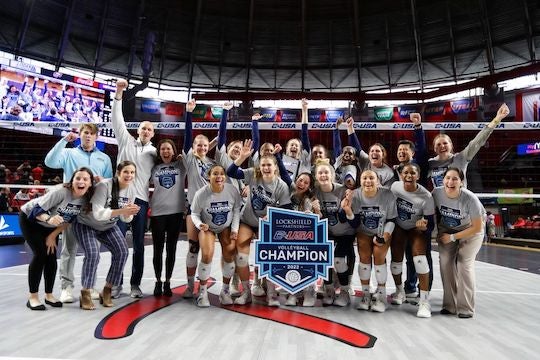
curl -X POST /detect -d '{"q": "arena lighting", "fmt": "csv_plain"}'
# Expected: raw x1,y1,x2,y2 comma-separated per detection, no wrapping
193,62,540,102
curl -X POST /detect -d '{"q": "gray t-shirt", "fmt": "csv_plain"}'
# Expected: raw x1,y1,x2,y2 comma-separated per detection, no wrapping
390,181,435,230
190,183,242,233
182,148,216,205
78,178,136,231
428,126,494,188
150,160,187,216
21,186,87,228
351,187,398,236
215,146,245,194
314,183,356,237
432,187,485,234
281,151,311,181
241,168,292,228
358,152,395,189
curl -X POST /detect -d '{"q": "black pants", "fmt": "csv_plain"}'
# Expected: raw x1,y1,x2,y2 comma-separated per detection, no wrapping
19,212,57,293
151,213,183,280
325,234,355,286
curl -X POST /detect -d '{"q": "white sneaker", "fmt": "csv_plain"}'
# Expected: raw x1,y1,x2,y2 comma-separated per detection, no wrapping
285,294,297,306
230,276,241,297
348,287,356,296
417,300,432,318
370,294,386,313
251,283,266,297
130,285,143,298
60,287,74,303
334,291,351,307
233,290,252,305
183,285,194,299
219,289,234,305
111,285,123,299
90,288,100,300
302,288,316,307
322,285,335,305
391,289,406,305
406,291,419,305
196,291,210,308
267,294,280,307
356,292,371,311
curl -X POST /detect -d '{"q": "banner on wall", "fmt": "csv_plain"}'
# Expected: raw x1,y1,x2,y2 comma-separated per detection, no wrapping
374,107,394,121
450,99,473,114
258,108,300,122
308,109,346,122
497,188,534,204
423,102,445,116
521,92,540,122
140,100,161,113
398,105,418,119
165,103,184,116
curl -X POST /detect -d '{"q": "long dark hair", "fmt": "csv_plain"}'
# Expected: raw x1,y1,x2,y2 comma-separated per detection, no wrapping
111,160,136,209
64,167,94,212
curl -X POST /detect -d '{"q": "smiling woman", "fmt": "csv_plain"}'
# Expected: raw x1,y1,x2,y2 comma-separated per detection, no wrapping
18,167,94,310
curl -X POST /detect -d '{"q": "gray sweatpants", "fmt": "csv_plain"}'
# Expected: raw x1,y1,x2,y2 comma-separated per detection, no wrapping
438,232,484,316
59,226,78,289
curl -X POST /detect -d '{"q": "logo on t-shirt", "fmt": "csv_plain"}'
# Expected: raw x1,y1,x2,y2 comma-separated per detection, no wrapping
322,200,339,226
251,185,274,211
440,205,462,228
156,166,179,189
360,206,384,230
57,203,82,223
396,197,415,221
207,201,232,226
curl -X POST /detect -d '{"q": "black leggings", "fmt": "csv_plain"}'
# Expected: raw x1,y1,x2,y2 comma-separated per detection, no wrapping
19,212,57,293
151,213,183,280
325,234,356,286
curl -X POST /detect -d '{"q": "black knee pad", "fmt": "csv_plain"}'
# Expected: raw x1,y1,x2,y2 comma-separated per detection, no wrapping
188,240,200,254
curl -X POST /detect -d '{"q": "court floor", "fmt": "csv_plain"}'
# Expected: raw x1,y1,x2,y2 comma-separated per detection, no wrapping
0,238,539,360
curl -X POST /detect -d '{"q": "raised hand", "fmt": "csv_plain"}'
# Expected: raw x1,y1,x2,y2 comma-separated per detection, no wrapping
186,99,196,112
272,143,283,154
223,102,234,111
410,113,421,126
251,113,263,121
64,132,78,142
116,79,128,93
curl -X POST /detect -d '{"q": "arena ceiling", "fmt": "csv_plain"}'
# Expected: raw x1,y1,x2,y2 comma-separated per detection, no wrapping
1,0,540,97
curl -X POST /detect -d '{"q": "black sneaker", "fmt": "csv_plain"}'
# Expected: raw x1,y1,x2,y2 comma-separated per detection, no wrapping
163,281,172,297
154,281,163,296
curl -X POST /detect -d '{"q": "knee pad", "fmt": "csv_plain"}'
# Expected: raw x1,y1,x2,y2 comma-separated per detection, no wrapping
235,252,249,268
186,251,198,268
358,262,372,281
334,257,348,273
390,261,403,275
198,262,212,281
188,240,200,254
222,261,236,279
413,255,430,275
374,264,387,285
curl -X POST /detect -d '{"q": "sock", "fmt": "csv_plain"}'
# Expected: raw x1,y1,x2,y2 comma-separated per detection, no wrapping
377,285,386,297
241,280,250,293
222,283,230,292
396,284,404,292
420,290,429,301
188,276,195,288
200,284,207,293
362,284,370,293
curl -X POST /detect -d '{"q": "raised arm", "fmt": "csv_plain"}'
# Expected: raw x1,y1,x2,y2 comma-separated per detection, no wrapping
272,144,292,187
333,116,344,158
44,132,77,170
217,102,233,149
183,99,196,154
111,79,131,147
251,113,263,154
226,139,253,179
346,117,363,154
461,103,509,161
300,98,311,154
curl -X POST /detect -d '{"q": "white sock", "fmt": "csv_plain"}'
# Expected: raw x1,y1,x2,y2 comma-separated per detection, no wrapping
420,290,429,301
241,280,250,293
362,285,370,293
396,284,404,292
200,284,207,293
222,283,230,292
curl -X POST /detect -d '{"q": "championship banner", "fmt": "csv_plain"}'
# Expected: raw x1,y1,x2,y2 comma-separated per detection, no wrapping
398,105,418,119
521,92,540,122
450,99,473,114
255,208,333,294
140,100,161,113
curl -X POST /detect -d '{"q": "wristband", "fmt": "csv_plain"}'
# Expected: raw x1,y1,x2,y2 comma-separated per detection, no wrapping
449,234,456,242
114,97,122,101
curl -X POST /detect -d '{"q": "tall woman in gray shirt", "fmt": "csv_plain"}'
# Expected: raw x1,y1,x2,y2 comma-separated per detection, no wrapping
150,139,186,297
432,167,485,318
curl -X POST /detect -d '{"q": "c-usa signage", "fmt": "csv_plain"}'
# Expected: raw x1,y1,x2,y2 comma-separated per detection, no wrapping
255,208,333,294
